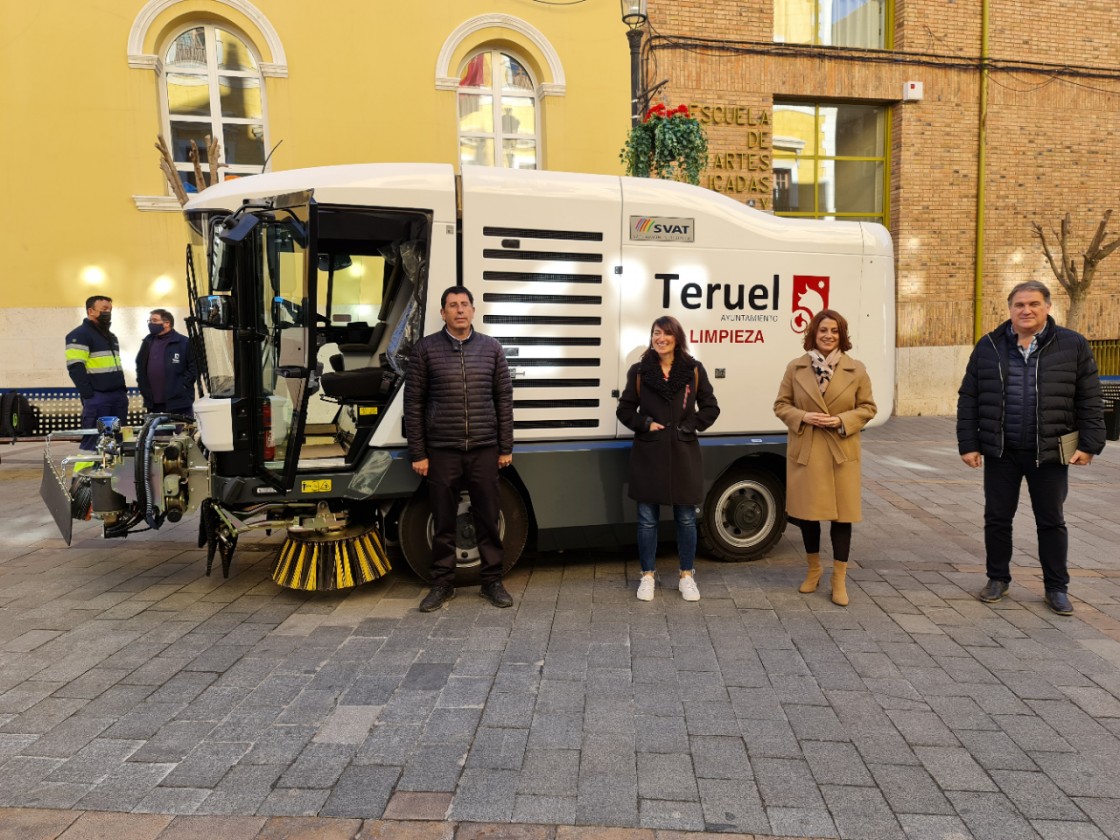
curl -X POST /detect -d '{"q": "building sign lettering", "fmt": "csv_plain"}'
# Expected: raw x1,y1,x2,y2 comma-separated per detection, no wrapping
691,102,775,209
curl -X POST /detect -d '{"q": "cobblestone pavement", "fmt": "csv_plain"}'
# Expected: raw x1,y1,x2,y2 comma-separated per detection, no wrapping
1,416,1119,840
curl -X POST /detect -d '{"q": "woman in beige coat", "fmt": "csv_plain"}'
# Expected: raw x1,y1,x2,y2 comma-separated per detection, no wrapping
774,309,877,605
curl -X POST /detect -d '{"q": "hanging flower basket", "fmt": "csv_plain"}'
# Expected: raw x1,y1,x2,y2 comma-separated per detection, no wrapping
620,103,709,186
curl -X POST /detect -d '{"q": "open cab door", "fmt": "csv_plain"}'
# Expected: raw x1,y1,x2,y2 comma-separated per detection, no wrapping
197,191,318,492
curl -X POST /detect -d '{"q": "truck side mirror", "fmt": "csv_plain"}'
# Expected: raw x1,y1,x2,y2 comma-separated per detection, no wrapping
197,295,234,329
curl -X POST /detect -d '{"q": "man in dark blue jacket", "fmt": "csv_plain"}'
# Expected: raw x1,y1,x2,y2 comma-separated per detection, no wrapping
957,280,1106,615
66,295,128,451
136,309,197,417
405,286,514,613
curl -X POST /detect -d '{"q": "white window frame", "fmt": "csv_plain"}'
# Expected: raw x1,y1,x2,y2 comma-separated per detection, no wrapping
457,49,541,170
160,22,270,194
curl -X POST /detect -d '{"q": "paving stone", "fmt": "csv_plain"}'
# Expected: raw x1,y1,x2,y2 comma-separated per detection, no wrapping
255,814,361,837
868,763,955,816
896,813,976,840
696,777,769,834
278,743,355,789
948,790,1043,840
576,773,639,827
449,768,519,823
256,787,332,818
74,760,175,811
752,757,825,809
320,764,400,818
512,794,577,825
915,745,998,792
765,805,839,838
1031,753,1120,798
990,769,1087,820
396,744,467,792
636,752,698,802
46,811,172,839
1028,821,1109,840
162,741,250,788
802,740,874,786
638,798,705,830
463,726,529,771
994,714,1074,753
822,783,906,840
688,735,752,781
146,815,269,840
738,717,802,759
953,730,1037,772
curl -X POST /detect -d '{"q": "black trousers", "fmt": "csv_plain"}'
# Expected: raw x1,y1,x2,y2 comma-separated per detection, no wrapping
427,446,504,586
794,519,852,562
983,449,1069,592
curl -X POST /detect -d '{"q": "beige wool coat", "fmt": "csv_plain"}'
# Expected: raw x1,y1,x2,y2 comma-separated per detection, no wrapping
773,353,877,523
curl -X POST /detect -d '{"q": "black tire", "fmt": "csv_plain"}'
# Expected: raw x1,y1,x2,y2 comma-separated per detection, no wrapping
399,475,529,585
700,465,786,561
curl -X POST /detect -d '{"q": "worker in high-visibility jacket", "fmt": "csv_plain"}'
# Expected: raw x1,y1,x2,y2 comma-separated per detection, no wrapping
65,296,127,451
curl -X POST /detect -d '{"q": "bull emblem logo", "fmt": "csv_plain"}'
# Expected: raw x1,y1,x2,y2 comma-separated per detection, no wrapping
791,275,829,334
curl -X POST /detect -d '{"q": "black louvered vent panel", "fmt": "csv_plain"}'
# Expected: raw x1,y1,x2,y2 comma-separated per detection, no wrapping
498,337,601,347
512,379,600,388
483,271,602,284
483,315,601,325
508,358,600,367
514,419,600,429
483,293,602,305
483,226,604,242
483,249,603,263
513,399,600,409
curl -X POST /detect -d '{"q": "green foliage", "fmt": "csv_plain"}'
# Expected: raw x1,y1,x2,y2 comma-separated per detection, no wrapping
620,103,709,186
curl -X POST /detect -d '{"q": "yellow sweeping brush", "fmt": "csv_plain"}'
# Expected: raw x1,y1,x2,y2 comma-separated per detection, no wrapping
271,524,390,591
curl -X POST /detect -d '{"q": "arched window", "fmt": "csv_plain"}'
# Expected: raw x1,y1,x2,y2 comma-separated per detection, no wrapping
457,50,538,170
162,24,268,193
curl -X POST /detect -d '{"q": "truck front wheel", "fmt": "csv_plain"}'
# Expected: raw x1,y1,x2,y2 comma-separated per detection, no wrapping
399,476,529,585
701,466,785,561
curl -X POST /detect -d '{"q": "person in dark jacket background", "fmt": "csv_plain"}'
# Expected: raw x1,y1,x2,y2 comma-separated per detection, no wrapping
405,285,514,613
66,295,128,451
617,316,720,602
957,280,1106,616
137,309,196,417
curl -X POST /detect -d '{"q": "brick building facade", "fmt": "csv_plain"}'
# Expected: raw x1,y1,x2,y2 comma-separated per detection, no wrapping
643,0,1120,414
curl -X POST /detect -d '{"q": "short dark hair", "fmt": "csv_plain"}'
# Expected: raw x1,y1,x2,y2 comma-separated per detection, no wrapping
150,308,175,328
802,309,852,353
642,315,692,362
1007,280,1051,305
85,295,112,312
440,286,474,308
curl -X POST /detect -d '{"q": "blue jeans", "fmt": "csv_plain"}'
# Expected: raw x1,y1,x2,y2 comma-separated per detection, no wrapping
637,502,697,573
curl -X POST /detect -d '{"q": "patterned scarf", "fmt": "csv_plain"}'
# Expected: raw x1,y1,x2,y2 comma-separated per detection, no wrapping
808,349,841,394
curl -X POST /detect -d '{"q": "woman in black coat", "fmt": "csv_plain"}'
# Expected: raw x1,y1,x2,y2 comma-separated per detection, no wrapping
617,316,720,602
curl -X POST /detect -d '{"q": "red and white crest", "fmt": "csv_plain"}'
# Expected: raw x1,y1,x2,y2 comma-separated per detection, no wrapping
791,275,829,334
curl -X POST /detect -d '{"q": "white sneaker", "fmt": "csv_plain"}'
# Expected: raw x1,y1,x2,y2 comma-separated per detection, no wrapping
678,573,700,601
637,574,656,601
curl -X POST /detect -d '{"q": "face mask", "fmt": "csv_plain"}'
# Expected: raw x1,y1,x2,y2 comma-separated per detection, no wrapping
148,323,165,336
97,312,112,328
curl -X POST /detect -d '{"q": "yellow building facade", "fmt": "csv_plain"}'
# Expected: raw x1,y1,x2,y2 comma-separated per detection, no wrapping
0,0,630,388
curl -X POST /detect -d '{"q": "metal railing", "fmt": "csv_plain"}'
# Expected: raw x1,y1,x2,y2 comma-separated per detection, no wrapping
1090,339,1120,376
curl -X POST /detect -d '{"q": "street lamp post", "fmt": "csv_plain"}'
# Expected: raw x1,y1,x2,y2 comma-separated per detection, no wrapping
620,0,648,126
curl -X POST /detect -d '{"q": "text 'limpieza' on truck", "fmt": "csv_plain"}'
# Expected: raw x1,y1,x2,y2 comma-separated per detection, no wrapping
41,163,895,591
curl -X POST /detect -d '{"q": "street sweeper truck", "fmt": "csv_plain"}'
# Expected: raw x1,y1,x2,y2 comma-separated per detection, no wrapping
41,163,895,590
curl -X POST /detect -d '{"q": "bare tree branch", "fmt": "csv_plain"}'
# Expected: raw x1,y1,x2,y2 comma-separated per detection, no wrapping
155,135,189,206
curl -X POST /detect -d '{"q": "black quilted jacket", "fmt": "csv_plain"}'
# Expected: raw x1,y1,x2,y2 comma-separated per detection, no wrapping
956,316,1106,463
404,328,513,460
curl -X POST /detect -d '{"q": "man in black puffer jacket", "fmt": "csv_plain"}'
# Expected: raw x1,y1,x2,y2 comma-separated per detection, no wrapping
957,280,1106,616
405,285,514,612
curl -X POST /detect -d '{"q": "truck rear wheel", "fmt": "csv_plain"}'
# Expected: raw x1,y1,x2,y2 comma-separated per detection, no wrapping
701,465,785,561
399,475,529,585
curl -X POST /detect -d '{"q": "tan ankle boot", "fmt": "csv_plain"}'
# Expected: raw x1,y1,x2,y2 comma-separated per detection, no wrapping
799,553,822,593
831,561,849,606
